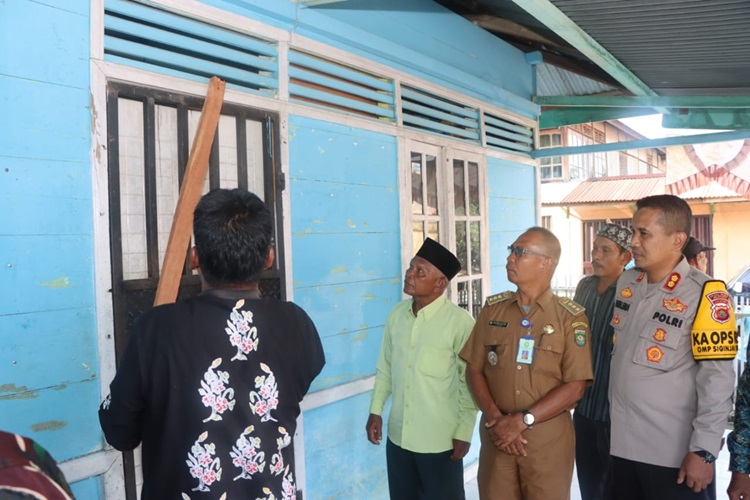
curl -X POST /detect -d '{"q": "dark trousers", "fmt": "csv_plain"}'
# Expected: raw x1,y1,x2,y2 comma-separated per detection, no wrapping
386,439,465,500
574,412,613,500
612,456,711,500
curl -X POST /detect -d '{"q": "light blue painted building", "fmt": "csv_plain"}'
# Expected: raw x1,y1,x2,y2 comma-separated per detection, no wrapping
0,0,539,497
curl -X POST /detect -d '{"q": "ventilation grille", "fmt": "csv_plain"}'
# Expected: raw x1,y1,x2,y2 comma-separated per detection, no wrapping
104,0,278,96
400,85,481,144
288,50,396,122
483,112,534,156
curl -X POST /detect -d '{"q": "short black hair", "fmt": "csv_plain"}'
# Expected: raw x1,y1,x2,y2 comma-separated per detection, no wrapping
635,194,692,236
193,189,272,286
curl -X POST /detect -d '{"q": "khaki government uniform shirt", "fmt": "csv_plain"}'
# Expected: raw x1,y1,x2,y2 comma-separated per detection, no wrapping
460,288,593,498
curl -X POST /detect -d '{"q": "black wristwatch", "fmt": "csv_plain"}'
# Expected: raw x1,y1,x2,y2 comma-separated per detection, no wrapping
693,449,717,464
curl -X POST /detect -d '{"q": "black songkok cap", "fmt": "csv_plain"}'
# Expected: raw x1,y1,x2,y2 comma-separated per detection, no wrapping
683,236,715,261
415,237,462,280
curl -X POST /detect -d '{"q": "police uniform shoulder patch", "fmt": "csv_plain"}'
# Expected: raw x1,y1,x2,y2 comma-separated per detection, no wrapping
691,280,738,361
486,291,512,306
558,297,585,316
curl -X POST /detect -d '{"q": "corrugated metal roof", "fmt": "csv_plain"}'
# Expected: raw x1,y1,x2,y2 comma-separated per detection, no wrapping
545,174,665,206
547,0,750,96
440,0,750,97
536,63,617,97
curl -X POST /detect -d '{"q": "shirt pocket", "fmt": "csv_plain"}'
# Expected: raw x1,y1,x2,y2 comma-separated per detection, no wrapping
630,320,683,372
483,342,508,370
533,331,565,379
418,345,454,379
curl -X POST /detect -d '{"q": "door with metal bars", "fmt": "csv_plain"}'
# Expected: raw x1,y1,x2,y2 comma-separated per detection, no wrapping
105,82,284,498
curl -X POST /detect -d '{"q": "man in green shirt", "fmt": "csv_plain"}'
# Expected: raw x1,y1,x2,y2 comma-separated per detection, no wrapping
366,238,478,500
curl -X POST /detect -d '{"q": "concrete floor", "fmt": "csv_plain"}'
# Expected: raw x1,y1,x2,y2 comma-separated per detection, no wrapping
465,430,734,500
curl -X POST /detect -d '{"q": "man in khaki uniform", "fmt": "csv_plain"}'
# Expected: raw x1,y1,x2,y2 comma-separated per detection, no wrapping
460,227,593,500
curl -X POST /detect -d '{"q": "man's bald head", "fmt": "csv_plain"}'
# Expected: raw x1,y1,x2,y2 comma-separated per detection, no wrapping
523,227,561,266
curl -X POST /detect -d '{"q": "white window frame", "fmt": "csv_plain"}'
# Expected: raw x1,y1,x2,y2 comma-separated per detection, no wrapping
400,139,490,315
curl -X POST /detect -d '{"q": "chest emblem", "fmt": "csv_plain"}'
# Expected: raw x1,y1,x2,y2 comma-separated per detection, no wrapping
663,298,688,313
646,345,664,363
706,291,732,323
620,287,633,298
653,328,667,342
613,314,621,325
663,272,681,291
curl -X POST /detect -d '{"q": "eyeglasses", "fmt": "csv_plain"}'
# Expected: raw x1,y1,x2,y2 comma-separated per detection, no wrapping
508,245,550,259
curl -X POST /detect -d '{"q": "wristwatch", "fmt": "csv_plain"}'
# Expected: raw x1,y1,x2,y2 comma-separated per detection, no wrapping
522,410,535,429
693,449,717,464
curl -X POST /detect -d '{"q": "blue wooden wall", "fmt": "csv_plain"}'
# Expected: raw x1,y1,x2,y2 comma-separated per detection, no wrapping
288,115,401,496
0,1,537,497
0,0,102,496
201,0,536,118
488,158,538,293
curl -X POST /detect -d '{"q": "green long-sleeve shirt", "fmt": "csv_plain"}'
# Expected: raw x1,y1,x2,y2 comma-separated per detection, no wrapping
370,296,478,453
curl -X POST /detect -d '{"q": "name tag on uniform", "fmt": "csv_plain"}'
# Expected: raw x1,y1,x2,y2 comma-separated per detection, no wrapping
516,336,534,364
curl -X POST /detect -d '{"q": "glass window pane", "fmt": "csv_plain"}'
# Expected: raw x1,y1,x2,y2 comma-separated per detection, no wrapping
468,161,479,215
540,135,550,148
426,154,438,215
471,279,483,318
552,133,562,146
457,280,469,313
453,159,465,216
155,104,179,276
455,221,467,276
470,221,481,273
411,152,424,215
218,115,239,188
118,98,148,280
427,222,439,243
246,120,265,200
413,221,424,255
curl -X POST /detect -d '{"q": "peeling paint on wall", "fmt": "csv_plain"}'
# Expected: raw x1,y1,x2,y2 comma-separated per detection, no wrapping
352,331,368,342
0,390,39,401
39,276,70,288
0,384,28,394
30,420,67,432
331,266,347,274
346,219,356,229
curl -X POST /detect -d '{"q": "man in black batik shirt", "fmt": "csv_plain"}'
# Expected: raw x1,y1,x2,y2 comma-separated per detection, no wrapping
99,189,325,499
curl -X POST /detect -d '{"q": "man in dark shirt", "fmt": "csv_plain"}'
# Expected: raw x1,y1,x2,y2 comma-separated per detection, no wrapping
573,223,632,500
99,188,325,499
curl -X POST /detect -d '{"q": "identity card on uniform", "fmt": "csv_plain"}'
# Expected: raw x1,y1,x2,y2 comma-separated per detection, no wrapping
516,336,534,364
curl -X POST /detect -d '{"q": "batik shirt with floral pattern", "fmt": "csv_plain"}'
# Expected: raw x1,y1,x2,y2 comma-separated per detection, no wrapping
99,289,325,499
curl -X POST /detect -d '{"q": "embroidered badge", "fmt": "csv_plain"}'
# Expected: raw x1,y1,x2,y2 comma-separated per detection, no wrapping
663,272,681,291
486,291,512,305
706,290,732,324
635,272,645,283
646,345,664,363
572,321,588,328
543,324,555,334
574,329,586,346
613,314,621,325
615,299,631,311
620,287,633,298
663,298,688,313
489,321,508,327
653,328,667,342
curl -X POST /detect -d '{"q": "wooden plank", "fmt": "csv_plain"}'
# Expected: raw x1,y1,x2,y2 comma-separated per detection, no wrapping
153,77,226,306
